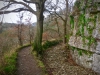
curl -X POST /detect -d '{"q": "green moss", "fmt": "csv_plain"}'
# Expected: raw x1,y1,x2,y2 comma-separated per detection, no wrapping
69,46,94,56
37,60,45,68
70,1,97,49
16,43,31,51
78,50,83,56
42,40,62,50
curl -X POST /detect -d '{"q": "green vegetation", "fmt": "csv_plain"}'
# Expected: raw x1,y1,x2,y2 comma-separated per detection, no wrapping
2,52,17,75
33,39,62,56
0,50,17,75
16,43,31,52
69,46,94,56
69,0,98,55
32,50,47,75
0,0,100,74
32,40,62,75
42,40,62,50
0,44,31,75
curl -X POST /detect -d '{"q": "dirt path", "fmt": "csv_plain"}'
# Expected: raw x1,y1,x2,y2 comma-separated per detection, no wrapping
17,47,43,75
43,43,98,75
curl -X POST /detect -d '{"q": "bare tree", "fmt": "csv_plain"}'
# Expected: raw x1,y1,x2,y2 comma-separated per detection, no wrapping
0,22,3,33
0,0,46,55
45,0,74,45
16,12,25,46
0,13,4,33
25,13,34,44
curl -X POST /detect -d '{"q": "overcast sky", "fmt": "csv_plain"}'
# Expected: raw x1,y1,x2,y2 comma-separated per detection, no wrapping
0,1,36,23
0,0,76,23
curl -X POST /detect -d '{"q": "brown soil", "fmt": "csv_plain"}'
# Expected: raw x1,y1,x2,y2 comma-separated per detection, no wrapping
43,43,99,75
16,47,43,75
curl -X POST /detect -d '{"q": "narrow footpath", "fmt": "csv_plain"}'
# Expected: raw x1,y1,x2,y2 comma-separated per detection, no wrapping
16,47,43,75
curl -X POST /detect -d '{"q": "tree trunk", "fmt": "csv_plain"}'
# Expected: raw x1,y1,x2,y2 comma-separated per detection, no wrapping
64,0,69,46
18,24,23,46
33,2,44,55
63,21,67,44
55,18,61,37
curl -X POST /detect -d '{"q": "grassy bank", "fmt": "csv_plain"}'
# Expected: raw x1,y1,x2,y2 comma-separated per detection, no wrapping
0,49,17,75
0,44,31,75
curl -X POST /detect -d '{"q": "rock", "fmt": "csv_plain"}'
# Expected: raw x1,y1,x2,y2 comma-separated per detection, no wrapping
96,42,100,54
92,54,100,74
71,50,93,69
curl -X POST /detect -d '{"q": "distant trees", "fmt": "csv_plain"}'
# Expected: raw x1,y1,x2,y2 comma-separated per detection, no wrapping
16,12,24,46
25,13,34,44
0,26,18,66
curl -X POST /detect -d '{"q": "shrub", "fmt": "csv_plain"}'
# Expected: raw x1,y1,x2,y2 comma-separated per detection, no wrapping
42,40,62,50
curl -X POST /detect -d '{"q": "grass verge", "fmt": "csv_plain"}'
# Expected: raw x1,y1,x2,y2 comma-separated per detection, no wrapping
32,50,48,75
0,50,17,75
32,39,62,75
0,43,31,75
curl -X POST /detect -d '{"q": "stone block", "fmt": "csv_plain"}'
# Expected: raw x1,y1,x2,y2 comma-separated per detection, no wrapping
92,29,98,38
70,50,93,69
79,54,93,69
70,50,80,65
69,36,96,52
92,54,100,74
93,29,100,41
96,42,100,54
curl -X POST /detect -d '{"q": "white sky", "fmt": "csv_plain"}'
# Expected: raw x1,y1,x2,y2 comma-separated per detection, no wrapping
0,13,37,23
0,1,37,23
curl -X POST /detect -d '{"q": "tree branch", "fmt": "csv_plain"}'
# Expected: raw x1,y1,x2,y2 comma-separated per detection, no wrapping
54,12,65,21
0,8,30,14
0,0,37,15
12,1,37,15
0,3,14,10
23,0,38,4
45,8,65,21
